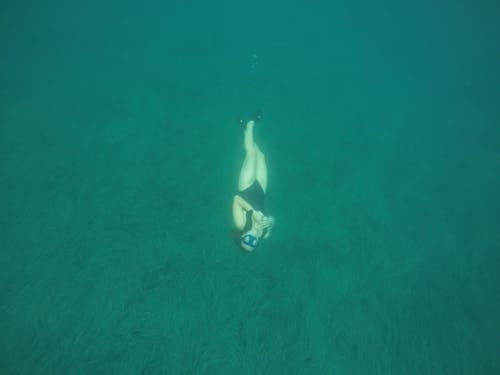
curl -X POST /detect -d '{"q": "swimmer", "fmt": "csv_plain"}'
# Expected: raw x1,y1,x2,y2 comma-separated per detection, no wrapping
232,111,275,252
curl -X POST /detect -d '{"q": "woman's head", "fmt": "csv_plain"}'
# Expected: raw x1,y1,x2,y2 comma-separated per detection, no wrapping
239,230,259,252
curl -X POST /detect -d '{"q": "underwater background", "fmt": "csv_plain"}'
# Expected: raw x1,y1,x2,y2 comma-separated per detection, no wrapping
1,0,499,373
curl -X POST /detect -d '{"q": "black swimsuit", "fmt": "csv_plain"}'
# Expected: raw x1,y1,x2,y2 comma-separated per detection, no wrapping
236,180,267,234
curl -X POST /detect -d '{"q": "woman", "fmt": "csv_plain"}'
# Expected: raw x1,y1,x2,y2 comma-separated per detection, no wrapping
232,114,275,252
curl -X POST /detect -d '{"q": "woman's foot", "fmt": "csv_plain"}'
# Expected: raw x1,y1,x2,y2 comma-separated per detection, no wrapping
240,119,255,132
239,110,262,131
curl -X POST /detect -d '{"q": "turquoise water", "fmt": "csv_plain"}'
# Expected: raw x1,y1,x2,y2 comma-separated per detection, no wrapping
1,0,499,373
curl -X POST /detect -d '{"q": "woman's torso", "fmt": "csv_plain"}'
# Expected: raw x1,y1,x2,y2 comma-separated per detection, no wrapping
236,180,267,235
236,180,266,214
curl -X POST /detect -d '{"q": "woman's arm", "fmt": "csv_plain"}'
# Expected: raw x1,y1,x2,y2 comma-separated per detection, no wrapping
234,195,253,211
232,195,252,230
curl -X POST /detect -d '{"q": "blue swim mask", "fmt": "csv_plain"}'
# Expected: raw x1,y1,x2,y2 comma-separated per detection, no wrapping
241,232,259,251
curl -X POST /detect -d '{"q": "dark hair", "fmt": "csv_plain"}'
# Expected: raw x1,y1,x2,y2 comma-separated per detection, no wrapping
231,228,244,247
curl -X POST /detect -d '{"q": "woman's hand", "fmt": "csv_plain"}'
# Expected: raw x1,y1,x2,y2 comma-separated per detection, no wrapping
261,216,274,238
252,210,265,223
253,211,274,238
260,216,274,228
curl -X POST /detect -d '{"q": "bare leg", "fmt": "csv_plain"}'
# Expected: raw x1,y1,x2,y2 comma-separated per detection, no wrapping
238,121,257,191
255,144,268,192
